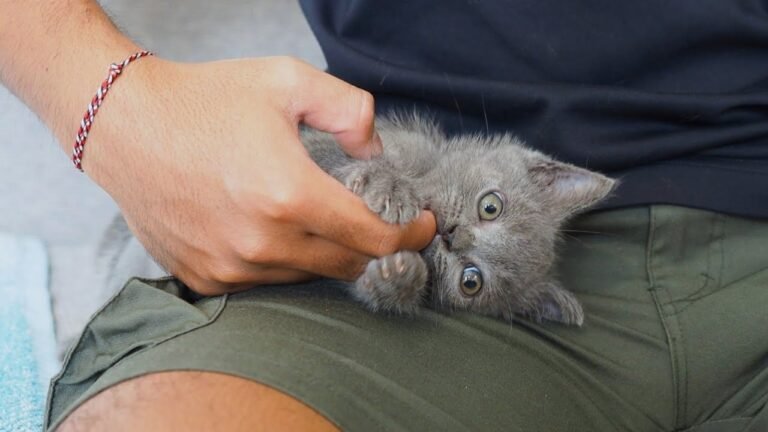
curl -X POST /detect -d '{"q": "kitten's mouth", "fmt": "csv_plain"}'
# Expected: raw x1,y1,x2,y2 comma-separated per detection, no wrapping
432,234,447,247
422,234,447,259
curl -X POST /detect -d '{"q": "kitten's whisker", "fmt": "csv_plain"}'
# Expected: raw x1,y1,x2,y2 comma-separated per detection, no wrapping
481,92,489,135
561,229,612,235
562,234,588,246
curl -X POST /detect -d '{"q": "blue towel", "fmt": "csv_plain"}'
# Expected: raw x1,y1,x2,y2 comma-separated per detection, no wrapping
0,234,59,432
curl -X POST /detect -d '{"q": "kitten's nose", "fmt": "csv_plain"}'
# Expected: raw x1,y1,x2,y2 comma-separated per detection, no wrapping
443,226,474,252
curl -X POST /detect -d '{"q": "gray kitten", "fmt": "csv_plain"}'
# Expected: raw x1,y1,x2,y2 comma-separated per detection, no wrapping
303,116,615,326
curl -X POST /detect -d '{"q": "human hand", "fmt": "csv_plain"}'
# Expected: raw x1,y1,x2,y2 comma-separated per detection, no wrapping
82,56,436,295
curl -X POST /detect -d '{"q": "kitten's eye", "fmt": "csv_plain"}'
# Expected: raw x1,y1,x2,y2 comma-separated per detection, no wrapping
478,192,504,220
460,265,483,296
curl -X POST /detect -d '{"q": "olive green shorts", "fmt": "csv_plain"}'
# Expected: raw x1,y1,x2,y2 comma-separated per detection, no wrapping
46,206,768,431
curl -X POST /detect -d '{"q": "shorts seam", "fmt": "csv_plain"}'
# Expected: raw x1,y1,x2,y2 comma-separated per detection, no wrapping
646,205,684,430
678,416,754,432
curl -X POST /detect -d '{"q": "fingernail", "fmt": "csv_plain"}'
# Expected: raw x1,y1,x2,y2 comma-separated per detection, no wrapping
368,132,383,158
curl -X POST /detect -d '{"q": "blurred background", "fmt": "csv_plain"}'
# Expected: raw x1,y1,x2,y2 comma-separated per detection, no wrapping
0,0,325,352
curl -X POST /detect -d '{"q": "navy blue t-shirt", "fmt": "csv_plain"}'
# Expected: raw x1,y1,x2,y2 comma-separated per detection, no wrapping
300,0,768,218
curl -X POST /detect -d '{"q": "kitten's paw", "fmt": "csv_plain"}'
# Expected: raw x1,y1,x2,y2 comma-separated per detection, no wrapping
353,251,428,314
343,164,421,224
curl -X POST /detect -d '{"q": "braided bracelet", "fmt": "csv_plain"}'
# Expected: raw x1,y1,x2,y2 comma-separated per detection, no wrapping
72,50,154,171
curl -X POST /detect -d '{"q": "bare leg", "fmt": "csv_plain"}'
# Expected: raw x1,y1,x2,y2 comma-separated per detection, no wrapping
57,371,339,432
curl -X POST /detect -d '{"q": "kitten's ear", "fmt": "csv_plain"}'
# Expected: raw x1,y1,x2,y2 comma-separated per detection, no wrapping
527,156,616,216
534,283,584,326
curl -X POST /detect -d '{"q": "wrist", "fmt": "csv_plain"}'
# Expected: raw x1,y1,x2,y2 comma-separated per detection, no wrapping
72,50,158,171
74,55,174,181
44,39,149,149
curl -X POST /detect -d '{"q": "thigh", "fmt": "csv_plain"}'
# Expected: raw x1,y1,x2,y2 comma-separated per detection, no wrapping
57,371,338,432
48,282,668,432
50,206,764,432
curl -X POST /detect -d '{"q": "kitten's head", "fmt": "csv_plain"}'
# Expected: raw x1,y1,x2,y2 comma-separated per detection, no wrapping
421,134,615,323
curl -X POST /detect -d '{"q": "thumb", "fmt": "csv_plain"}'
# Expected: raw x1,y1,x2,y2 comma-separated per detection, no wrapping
288,62,383,159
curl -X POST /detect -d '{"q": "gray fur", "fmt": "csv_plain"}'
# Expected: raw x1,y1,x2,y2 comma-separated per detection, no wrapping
304,115,616,326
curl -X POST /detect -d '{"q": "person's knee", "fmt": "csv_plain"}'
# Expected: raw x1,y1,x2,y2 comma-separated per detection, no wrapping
56,371,339,432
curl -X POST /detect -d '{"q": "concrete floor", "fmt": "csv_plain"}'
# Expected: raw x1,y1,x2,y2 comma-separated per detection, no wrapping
0,0,325,351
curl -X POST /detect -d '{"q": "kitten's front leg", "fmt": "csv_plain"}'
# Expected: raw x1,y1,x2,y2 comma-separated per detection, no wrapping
337,158,428,313
351,251,428,314
336,160,422,225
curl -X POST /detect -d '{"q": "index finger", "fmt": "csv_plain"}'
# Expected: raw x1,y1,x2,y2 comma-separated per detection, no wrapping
287,61,383,160
299,163,437,257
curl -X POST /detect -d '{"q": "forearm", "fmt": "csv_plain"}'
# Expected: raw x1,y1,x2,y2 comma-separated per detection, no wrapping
0,0,141,148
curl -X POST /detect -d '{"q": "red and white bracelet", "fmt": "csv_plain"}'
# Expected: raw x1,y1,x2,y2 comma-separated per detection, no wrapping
72,50,154,171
